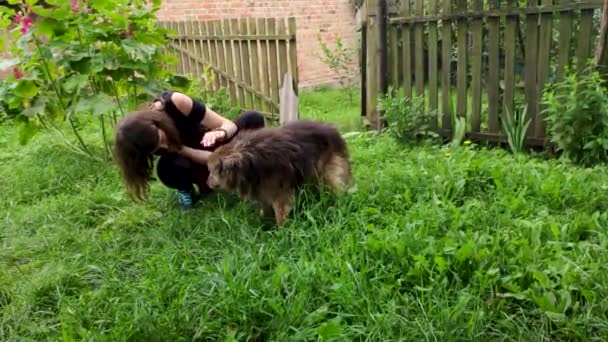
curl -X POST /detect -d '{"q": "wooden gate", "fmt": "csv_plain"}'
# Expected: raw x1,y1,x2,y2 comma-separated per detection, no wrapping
159,17,299,119
362,0,604,147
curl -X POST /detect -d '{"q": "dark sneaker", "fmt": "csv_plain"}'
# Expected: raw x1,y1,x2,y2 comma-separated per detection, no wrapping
176,189,199,210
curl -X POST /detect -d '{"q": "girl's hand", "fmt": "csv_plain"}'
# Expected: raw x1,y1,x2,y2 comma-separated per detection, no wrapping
201,129,227,148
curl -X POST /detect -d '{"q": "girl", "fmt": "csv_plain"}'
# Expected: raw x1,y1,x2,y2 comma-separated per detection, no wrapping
113,91,265,209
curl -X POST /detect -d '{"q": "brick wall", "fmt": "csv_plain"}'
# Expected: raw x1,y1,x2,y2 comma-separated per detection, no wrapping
157,0,360,89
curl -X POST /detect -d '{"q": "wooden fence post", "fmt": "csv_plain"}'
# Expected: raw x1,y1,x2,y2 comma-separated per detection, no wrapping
596,0,608,75
365,0,388,131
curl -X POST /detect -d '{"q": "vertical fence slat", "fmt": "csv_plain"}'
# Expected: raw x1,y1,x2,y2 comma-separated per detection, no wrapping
525,0,539,138
277,18,289,96
178,22,191,75
536,0,554,138
229,19,245,109
248,18,263,111
222,19,238,107
215,21,229,93
213,21,227,90
441,0,452,130
389,14,399,89
401,0,412,98
184,21,194,76
577,9,594,72
470,0,483,133
207,22,220,91
287,17,299,95
456,0,468,119
258,18,272,113
556,9,572,80
503,2,517,120
267,18,280,113
240,19,254,109
199,22,214,91
487,0,500,133
172,22,184,75
414,0,424,99
188,21,203,78
428,0,439,129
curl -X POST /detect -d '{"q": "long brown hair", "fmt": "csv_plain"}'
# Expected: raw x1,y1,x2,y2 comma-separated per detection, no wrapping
113,110,182,201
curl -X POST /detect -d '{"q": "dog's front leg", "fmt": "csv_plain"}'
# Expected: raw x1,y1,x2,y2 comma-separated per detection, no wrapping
258,202,273,217
272,193,294,227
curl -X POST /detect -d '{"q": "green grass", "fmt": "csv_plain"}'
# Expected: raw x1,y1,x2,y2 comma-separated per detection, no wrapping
2,88,608,340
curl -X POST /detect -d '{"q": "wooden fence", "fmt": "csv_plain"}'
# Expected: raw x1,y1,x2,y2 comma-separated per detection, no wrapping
362,0,604,146
159,18,299,119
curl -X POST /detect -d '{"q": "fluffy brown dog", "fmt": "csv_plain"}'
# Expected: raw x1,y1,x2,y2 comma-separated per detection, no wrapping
206,120,352,226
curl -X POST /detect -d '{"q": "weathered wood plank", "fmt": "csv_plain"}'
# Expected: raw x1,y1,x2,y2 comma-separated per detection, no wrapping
487,0,500,133
222,19,238,107
287,18,299,95
230,19,245,108
525,0,539,138
441,0,452,129
556,9,572,80
267,18,280,113
214,20,228,90
470,0,483,133
389,0,604,23
576,9,595,72
389,11,399,88
240,18,254,109
503,1,517,117
248,18,263,111
414,0,424,99
172,22,184,75
277,18,290,95
456,0,468,119
257,18,272,112
401,0,412,98
428,0,439,129
536,0,553,138
367,0,380,126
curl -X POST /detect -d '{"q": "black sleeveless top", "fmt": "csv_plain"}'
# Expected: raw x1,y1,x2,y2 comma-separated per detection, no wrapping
156,91,210,151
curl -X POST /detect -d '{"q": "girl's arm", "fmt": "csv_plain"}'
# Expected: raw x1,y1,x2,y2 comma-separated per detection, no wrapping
178,146,212,165
168,92,238,147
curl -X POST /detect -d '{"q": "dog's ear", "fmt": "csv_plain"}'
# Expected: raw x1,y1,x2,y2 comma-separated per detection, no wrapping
219,152,242,174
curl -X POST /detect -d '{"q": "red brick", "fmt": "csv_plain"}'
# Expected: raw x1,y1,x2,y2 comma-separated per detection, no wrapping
158,0,359,88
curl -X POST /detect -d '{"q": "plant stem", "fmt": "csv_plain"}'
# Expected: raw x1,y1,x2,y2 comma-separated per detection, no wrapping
33,37,92,157
99,114,110,161
111,80,126,119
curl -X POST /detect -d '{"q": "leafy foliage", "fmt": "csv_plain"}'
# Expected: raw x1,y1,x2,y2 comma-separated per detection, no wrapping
318,33,357,104
542,66,608,166
502,104,532,155
379,87,438,143
2,91,608,340
0,0,188,159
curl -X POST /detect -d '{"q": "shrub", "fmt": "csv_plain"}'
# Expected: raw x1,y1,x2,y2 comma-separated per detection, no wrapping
0,0,188,160
542,66,608,166
379,87,438,143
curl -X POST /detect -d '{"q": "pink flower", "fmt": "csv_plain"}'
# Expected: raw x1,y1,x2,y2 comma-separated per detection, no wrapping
71,0,79,13
14,13,22,24
20,17,32,34
13,67,22,80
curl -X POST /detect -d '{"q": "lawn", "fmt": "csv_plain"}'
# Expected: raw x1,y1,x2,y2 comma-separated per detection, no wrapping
1,88,608,340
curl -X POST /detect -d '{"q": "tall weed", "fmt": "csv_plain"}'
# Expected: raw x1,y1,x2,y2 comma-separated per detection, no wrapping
379,88,438,143
543,67,608,165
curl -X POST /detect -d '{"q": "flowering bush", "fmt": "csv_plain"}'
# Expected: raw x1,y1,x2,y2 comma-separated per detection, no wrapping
0,0,190,159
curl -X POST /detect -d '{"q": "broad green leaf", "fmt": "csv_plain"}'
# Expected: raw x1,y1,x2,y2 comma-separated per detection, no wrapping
72,93,117,116
62,74,90,93
14,81,40,98
18,118,40,145
121,40,157,62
